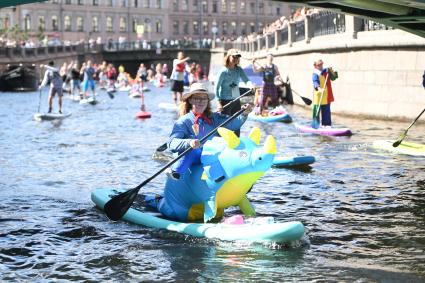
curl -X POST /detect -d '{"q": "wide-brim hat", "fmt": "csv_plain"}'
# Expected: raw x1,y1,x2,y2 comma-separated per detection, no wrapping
182,82,215,101
226,48,242,57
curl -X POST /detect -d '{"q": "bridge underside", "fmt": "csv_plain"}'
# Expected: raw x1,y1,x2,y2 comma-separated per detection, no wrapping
0,0,46,8
278,0,425,38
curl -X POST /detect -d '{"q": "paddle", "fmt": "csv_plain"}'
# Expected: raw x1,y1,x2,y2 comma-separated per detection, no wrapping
291,89,312,106
37,89,42,113
155,88,254,152
392,108,425,147
311,73,330,129
104,107,247,220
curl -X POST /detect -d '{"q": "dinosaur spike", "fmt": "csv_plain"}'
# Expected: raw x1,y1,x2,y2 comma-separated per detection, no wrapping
263,135,277,154
248,127,261,145
217,127,240,149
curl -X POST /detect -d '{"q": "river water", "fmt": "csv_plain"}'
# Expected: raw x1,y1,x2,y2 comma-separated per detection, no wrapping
1,84,424,282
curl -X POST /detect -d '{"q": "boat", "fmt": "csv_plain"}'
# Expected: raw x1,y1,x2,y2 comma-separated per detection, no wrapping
372,140,425,156
33,112,72,121
272,156,316,168
0,64,38,92
295,124,352,136
91,188,305,243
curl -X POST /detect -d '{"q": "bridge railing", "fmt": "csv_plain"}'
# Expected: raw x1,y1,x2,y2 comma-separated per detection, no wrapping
103,41,213,52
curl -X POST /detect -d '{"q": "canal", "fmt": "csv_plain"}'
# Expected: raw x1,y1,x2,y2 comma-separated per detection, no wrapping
0,84,424,281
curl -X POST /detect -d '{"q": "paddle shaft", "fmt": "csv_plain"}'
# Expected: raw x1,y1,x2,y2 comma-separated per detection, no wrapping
156,88,252,152
137,107,245,191
291,88,312,105
37,89,42,113
402,108,425,134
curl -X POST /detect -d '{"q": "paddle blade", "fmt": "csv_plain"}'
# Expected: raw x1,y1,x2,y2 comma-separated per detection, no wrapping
107,91,115,99
311,119,320,129
392,134,406,147
104,187,140,220
301,96,312,106
156,142,168,152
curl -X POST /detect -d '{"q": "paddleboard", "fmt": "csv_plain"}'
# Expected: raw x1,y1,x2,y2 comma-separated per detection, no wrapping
372,140,425,156
135,111,152,119
117,86,131,92
129,92,142,98
158,102,179,112
80,97,99,105
91,188,305,243
142,87,150,92
33,112,72,121
272,156,316,168
248,112,292,123
295,124,352,136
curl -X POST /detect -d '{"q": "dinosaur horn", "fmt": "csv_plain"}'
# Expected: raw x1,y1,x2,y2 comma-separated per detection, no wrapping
248,127,261,145
263,135,277,154
217,127,240,149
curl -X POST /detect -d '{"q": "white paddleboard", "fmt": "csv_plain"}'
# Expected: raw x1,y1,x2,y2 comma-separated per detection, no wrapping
158,102,179,112
79,97,99,105
33,112,72,121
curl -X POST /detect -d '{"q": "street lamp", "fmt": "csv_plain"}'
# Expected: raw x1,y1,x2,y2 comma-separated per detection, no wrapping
211,20,218,48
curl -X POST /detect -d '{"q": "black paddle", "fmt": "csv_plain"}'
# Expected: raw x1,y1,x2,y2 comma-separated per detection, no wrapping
392,108,425,147
104,107,247,221
155,88,254,152
291,89,312,106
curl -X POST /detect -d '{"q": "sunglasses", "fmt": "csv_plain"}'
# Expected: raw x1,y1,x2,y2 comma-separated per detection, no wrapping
232,55,241,59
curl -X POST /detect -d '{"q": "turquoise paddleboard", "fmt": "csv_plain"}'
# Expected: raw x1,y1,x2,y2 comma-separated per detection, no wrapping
92,188,305,243
272,156,315,168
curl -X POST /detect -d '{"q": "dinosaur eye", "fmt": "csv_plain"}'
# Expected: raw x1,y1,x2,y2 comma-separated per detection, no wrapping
258,157,262,160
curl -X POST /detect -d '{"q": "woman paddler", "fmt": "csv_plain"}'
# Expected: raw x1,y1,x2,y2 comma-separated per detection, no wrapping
166,82,252,180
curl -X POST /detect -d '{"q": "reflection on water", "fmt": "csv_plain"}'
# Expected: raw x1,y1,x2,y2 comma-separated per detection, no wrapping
0,84,424,281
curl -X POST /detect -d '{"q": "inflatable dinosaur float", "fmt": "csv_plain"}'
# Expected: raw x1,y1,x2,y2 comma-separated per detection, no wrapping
154,126,276,222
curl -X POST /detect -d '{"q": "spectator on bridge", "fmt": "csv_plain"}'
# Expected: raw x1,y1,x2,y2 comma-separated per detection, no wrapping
312,59,338,127
252,54,282,115
39,61,64,114
422,71,425,88
215,48,253,137
170,51,190,104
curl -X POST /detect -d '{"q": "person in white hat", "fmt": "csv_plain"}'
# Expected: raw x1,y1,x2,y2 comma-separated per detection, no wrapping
166,82,252,180
214,48,253,136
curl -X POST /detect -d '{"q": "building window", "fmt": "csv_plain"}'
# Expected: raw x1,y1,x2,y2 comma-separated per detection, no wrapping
51,0,59,3
221,0,227,13
250,2,255,14
132,18,138,32
258,22,263,33
121,0,126,7
212,1,218,13
143,0,149,8
240,0,245,14
193,20,199,35
183,21,188,34
259,3,264,14
268,2,273,15
24,15,31,31
276,7,280,15
230,0,236,14
156,20,162,33
231,21,236,35
172,0,178,11
240,22,246,35
52,15,58,31
222,21,227,35
156,0,161,8
120,17,126,32
134,0,138,7
77,16,83,31
64,15,71,31
193,0,199,12
202,21,208,35
106,16,113,32
78,0,84,4
38,16,45,31
202,0,207,13
65,0,71,4
181,0,188,11
107,0,113,6
173,20,179,35
93,0,98,5
92,16,99,32
250,22,255,33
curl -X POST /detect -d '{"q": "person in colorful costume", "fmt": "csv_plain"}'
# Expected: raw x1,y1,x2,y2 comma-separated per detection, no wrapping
170,51,190,104
166,82,252,180
156,125,277,223
252,53,282,115
312,59,338,127
215,49,253,136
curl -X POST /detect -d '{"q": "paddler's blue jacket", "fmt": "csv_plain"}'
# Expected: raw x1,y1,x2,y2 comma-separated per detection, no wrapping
168,111,248,153
215,66,250,100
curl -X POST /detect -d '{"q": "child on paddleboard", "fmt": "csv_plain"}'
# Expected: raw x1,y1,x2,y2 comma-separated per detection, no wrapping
166,82,252,180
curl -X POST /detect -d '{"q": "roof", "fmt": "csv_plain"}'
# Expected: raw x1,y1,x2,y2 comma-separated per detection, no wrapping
277,0,425,38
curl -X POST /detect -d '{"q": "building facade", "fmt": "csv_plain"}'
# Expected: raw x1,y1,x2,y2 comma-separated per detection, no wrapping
0,0,290,44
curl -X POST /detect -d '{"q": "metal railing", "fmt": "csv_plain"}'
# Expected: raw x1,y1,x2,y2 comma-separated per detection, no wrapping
311,11,346,36
295,20,305,42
